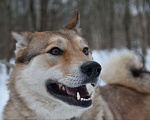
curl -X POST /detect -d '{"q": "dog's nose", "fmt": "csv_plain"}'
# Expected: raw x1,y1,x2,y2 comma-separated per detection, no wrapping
81,61,101,78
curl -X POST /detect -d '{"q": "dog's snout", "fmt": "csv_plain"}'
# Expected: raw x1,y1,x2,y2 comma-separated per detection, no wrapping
81,61,101,78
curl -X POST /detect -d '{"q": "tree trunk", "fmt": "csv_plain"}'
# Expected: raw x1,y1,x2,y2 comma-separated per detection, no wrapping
4,0,12,61
28,0,35,31
40,0,48,31
4,0,12,72
145,0,150,46
36,0,42,31
124,0,131,49
139,2,147,67
109,0,115,49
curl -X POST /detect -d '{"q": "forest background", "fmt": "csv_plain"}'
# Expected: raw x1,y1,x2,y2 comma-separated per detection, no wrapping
0,0,149,67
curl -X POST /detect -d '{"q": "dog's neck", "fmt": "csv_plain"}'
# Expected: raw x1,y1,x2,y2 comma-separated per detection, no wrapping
15,88,84,119
3,72,37,119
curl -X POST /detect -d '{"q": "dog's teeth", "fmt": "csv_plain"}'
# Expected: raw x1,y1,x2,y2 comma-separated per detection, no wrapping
80,97,91,101
87,98,91,101
62,86,65,91
77,92,80,100
86,83,94,95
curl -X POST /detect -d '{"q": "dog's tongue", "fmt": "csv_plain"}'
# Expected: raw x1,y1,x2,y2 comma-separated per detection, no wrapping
66,85,89,98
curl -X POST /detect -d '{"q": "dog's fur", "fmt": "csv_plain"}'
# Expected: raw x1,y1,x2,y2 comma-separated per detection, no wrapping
3,10,95,120
3,9,150,120
77,50,150,120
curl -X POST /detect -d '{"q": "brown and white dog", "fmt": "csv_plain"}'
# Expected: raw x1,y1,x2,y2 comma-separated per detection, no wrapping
3,9,150,120
3,10,101,119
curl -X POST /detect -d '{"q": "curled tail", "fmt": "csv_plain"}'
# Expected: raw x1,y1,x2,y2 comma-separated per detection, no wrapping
101,50,150,93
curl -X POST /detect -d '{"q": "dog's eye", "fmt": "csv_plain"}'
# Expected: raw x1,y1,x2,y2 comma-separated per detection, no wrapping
48,47,63,55
83,47,89,56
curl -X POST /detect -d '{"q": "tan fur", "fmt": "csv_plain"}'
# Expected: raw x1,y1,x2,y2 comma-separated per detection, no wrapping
65,10,80,33
3,10,94,120
4,10,150,120
101,50,150,93
3,67,37,119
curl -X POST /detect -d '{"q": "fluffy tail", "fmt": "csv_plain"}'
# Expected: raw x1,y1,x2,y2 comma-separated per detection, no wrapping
101,49,150,93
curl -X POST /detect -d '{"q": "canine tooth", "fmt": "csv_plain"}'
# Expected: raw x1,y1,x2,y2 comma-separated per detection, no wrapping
90,91,93,98
77,92,80,100
58,84,62,89
81,98,84,101
62,86,65,91
86,84,94,95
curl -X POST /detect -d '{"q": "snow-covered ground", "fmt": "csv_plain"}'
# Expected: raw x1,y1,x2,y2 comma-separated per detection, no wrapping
0,59,14,120
0,49,150,119
146,49,150,71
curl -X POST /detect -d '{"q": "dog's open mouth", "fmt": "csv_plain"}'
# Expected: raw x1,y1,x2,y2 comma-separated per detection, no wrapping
46,82,93,108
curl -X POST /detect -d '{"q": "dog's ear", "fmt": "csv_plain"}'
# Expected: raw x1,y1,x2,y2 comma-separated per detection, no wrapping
65,10,81,34
12,32,33,57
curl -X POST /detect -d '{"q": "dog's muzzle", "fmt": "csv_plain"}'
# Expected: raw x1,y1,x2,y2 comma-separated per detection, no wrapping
46,61,101,108
81,61,101,85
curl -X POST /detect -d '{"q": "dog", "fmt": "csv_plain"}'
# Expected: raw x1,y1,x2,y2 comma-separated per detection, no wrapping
77,50,150,120
3,9,150,120
3,10,102,119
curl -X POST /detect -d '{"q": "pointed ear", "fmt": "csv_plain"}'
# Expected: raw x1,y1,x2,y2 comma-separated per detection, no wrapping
12,32,32,56
65,10,81,34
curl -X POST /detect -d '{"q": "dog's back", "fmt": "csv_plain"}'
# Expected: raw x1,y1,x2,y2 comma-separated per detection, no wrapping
100,50,150,120
100,85,150,120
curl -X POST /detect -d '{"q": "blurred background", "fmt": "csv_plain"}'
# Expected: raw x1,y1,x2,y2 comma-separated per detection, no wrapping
0,1,150,118
0,0,150,66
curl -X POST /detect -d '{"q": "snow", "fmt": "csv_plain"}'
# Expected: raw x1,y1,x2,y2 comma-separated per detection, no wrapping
146,49,150,71
0,49,150,119
92,50,109,86
0,59,14,120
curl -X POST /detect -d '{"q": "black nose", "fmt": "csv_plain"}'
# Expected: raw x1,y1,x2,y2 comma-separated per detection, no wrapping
81,61,101,78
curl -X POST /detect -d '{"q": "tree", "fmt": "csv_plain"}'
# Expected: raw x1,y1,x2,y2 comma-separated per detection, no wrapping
123,0,132,49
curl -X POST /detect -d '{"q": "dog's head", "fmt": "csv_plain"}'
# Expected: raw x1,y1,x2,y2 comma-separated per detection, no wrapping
12,10,101,113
